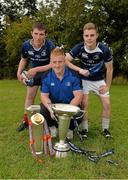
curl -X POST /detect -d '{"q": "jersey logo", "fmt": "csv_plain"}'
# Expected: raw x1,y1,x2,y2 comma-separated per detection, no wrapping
50,82,55,86
28,51,34,56
82,53,88,59
66,82,71,86
93,54,100,60
41,50,46,56
35,55,41,58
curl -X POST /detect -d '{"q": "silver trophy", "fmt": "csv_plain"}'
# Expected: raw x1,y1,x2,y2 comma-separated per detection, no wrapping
51,103,80,158
26,105,44,155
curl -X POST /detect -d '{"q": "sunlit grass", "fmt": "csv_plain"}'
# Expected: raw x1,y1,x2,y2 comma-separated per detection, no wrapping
0,80,128,179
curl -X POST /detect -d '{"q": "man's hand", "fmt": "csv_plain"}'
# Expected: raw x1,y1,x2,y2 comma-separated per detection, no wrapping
49,110,58,121
99,85,109,94
79,69,90,76
27,68,36,78
17,73,26,85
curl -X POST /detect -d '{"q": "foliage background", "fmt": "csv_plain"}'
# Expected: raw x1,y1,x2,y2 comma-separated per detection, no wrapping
0,0,128,79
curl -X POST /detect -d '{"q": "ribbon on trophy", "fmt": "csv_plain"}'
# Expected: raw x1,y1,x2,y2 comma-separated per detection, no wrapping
28,113,55,163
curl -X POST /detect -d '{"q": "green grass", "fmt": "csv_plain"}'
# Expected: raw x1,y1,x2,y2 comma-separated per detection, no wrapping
0,80,128,179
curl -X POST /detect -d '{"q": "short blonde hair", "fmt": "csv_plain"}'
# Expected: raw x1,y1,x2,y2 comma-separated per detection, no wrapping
83,22,98,32
51,47,65,57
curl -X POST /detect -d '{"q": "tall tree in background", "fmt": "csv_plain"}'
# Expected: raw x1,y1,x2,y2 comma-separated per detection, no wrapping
86,0,128,77
1,0,128,78
0,0,38,78
37,0,88,49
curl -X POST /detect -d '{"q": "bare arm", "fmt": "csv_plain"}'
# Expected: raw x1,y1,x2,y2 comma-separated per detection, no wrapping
41,93,52,111
99,61,113,94
105,61,113,89
27,64,52,78
70,90,83,106
65,53,89,76
41,93,57,119
17,58,27,82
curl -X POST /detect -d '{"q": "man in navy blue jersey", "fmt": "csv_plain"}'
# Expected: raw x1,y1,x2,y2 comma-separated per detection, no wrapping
40,47,83,139
17,22,55,132
65,22,113,138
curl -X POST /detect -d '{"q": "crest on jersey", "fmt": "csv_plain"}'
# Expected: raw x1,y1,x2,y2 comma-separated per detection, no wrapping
41,50,46,56
66,82,71,86
51,82,55,86
93,54,100,60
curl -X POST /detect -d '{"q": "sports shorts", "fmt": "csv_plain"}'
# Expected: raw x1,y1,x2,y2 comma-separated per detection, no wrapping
82,80,109,97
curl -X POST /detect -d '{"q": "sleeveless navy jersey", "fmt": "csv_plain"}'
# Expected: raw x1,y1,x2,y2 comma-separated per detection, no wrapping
21,39,55,68
69,42,113,81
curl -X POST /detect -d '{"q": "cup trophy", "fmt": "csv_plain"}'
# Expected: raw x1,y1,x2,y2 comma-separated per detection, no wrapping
26,105,44,155
51,103,80,158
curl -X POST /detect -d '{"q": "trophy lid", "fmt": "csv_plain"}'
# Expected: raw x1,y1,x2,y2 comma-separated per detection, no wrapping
31,113,44,125
51,103,80,116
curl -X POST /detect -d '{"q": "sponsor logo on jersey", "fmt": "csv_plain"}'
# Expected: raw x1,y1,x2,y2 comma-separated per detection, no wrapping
35,55,41,58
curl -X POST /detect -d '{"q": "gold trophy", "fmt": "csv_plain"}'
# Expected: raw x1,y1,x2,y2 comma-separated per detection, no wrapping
26,105,44,155
51,103,80,158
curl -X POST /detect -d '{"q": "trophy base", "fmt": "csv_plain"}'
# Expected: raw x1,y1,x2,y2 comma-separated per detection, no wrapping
54,142,70,158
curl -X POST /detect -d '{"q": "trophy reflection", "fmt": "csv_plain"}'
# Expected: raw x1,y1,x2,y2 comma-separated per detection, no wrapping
51,104,80,158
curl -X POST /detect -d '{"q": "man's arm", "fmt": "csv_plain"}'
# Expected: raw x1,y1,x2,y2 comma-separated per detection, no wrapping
105,61,113,89
27,64,52,78
41,93,52,111
65,53,89,76
17,58,27,82
70,90,83,106
99,61,113,94
41,93,56,119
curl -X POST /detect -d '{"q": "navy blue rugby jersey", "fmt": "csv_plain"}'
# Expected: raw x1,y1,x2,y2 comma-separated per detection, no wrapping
69,42,113,81
21,39,55,68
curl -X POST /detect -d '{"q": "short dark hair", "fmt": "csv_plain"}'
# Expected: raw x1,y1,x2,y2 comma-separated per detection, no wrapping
32,22,47,33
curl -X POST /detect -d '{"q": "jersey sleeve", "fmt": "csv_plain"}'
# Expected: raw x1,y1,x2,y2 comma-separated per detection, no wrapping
21,42,27,58
69,43,83,59
103,46,113,63
48,40,56,51
41,78,50,93
72,74,82,91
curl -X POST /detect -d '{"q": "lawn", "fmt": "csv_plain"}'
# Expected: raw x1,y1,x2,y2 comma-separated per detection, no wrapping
0,80,128,179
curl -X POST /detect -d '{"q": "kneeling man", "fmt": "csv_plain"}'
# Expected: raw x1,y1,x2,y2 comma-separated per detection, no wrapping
40,47,83,139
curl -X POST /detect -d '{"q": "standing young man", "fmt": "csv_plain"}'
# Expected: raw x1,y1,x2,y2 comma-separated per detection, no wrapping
17,22,55,132
65,22,113,138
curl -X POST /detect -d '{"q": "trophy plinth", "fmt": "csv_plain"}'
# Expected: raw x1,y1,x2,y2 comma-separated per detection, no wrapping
51,104,80,158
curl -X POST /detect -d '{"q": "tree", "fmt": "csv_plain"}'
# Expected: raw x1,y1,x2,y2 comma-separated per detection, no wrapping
2,17,33,78
1,0,128,78
86,0,128,77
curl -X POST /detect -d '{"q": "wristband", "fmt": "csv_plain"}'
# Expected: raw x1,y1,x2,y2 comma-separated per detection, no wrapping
79,69,84,74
